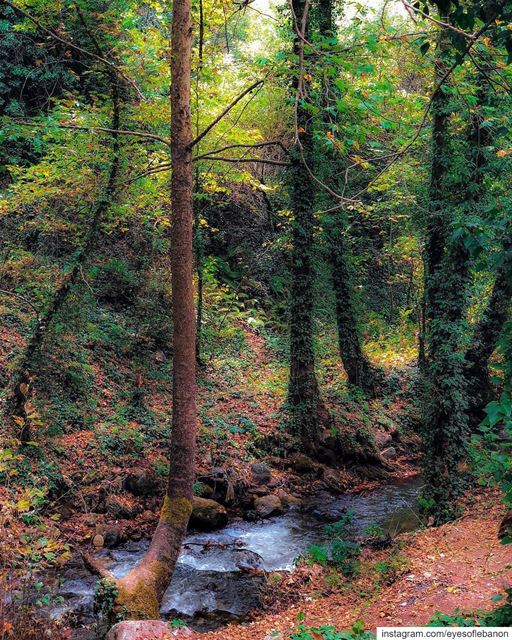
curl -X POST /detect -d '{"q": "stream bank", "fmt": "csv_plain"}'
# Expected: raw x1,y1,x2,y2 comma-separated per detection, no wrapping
54,475,422,636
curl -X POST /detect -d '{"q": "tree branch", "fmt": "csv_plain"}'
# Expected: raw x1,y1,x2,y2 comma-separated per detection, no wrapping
0,289,40,317
190,79,264,148
195,155,290,166
12,119,170,146
194,140,288,161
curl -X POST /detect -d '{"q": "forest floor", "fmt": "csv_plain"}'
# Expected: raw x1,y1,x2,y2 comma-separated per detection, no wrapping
185,489,511,639
1,317,509,639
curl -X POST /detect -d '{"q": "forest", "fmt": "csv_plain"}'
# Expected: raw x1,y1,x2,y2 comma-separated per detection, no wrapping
0,0,511,638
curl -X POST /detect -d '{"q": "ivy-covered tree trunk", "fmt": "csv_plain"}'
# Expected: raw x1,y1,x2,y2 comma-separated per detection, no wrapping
421,31,471,524
316,0,377,395
330,227,375,394
465,238,512,419
116,0,197,617
9,79,121,443
331,226,376,393
464,67,512,422
287,0,322,452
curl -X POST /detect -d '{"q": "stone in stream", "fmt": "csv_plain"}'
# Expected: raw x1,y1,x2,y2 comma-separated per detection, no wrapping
160,565,265,627
107,620,192,639
190,497,228,530
254,494,284,518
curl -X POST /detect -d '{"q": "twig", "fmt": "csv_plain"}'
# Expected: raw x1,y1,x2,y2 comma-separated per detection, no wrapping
191,79,265,148
12,119,170,146
196,155,290,166
0,289,40,316
194,140,288,161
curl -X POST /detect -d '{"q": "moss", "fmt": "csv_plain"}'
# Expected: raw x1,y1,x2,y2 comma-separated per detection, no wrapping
160,494,192,526
115,559,172,619
116,581,159,620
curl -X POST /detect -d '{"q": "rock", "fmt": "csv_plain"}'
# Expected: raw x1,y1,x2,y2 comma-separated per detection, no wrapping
123,469,160,497
92,534,104,548
190,497,228,530
106,620,177,639
381,446,397,461
197,467,235,503
289,453,317,474
375,431,392,449
250,462,272,485
254,494,283,518
154,350,166,364
275,488,301,507
95,524,122,548
106,494,140,519
233,548,263,571
320,469,345,493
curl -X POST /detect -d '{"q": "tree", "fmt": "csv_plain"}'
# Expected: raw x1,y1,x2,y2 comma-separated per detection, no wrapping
115,0,197,618
421,28,471,523
287,0,323,452
463,63,512,422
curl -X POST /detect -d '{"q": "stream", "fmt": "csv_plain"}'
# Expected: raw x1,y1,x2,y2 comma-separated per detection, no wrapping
54,475,423,633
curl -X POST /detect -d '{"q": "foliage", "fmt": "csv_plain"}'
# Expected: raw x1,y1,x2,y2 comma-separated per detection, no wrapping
306,513,361,578
290,621,374,640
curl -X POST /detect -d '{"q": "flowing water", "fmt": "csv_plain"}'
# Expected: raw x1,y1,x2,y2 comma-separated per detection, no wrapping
54,475,423,632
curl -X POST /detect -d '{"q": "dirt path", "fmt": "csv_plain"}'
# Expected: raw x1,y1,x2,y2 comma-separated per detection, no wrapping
187,492,511,639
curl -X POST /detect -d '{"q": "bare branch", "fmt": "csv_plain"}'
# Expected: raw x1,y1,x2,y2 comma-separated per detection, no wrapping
191,79,264,148
0,289,40,317
401,1,477,40
194,140,288,160
195,155,290,166
12,119,170,146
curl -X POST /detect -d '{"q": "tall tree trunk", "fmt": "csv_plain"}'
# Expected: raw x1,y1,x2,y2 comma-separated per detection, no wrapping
9,80,121,443
287,0,321,452
116,0,197,618
421,31,471,524
316,0,377,395
465,238,512,419
331,229,376,393
464,65,512,421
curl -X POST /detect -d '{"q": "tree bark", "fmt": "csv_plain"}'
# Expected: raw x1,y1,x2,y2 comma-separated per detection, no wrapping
9,79,121,443
331,231,376,394
421,31,471,524
287,0,322,453
465,240,512,419
463,66,512,421
115,0,197,618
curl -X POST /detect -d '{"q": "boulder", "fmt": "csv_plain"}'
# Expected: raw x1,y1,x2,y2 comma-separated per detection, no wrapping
381,446,397,461
275,488,301,507
123,469,160,497
107,620,190,639
375,431,392,449
92,534,104,548
254,494,284,518
94,524,122,548
250,462,272,485
190,496,228,530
